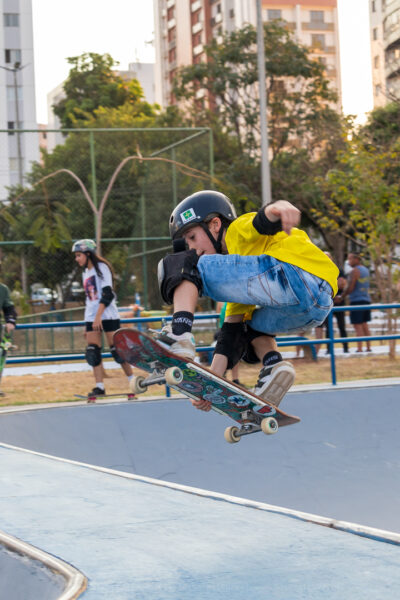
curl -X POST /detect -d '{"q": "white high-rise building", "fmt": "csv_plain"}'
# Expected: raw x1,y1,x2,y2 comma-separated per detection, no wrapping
0,0,38,199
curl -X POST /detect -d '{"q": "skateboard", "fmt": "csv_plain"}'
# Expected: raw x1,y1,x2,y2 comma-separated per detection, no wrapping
113,328,300,443
74,392,136,404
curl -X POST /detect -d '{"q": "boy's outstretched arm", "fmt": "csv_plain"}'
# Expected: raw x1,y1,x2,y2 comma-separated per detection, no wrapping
265,200,300,235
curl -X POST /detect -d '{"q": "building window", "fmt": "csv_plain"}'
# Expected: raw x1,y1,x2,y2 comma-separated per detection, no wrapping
5,49,22,64
375,84,381,95
267,9,282,20
7,86,23,101
310,10,324,23
311,34,325,50
371,1,376,12
169,47,176,63
374,55,380,68
373,27,378,40
4,13,19,27
193,32,202,46
7,121,15,135
9,158,19,172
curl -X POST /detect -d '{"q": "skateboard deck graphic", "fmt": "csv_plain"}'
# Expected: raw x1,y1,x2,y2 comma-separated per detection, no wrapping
113,328,300,442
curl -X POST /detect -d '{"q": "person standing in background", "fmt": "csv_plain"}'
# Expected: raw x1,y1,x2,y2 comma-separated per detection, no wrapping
73,239,134,396
346,253,372,353
315,253,349,354
215,301,243,386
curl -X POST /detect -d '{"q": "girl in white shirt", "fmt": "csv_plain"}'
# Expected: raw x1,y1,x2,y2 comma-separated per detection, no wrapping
73,239,133,397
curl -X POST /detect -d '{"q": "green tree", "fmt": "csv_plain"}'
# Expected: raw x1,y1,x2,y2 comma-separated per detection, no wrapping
361,101,400,149
53,52,150,128
313,135,400,334
173,22,339,159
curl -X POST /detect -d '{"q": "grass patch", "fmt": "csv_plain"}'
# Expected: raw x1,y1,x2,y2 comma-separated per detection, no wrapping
0,352,398,408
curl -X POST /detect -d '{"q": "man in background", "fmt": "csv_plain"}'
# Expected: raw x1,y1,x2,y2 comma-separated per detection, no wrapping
346,253,371,353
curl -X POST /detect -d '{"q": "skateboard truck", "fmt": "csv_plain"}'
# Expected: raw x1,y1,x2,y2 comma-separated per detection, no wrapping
224,415,278,443
130,366,184,394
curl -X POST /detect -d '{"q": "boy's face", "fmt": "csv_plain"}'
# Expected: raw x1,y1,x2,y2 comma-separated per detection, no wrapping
183,225,216,256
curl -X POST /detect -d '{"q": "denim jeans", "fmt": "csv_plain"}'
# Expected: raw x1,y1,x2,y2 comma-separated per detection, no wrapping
197,254,333,335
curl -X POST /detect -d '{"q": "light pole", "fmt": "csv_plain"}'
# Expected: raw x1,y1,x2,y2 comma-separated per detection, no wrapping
0,61,27,186
256,0,272,205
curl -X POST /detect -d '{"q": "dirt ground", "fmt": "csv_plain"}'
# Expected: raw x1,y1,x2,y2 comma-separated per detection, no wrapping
0,352,398,408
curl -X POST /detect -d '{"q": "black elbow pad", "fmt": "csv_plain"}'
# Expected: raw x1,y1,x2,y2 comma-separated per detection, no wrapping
3,304,17,324
100,286,114,307
253,208,282,235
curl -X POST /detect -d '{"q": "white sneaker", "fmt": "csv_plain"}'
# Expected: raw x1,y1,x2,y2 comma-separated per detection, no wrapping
156,326,196,360
253,360,295,407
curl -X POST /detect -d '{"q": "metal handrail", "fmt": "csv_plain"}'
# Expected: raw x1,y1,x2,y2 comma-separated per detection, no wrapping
6,304,400,386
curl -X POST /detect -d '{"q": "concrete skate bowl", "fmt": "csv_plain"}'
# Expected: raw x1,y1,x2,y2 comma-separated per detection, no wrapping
0,385,399,533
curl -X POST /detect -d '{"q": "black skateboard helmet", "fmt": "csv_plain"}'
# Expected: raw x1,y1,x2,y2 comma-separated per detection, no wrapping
169,190,237,240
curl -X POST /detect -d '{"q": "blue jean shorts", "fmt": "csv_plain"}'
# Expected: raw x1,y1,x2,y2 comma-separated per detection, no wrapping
197,254,333,335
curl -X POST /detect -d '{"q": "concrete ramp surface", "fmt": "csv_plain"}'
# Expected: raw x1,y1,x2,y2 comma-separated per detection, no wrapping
0,385,399,533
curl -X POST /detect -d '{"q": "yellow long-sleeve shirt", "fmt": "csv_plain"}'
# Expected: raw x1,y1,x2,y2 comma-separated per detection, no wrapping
224,213,339,317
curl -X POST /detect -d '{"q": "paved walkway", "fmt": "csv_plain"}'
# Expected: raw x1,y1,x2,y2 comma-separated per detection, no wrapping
1,385,400,598
1,441,399,599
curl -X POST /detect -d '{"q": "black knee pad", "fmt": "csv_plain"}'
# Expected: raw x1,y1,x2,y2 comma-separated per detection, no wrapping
110,345,125,364
157,249,202,305
214,322,247,370
85,344,102,367
241,325,275,364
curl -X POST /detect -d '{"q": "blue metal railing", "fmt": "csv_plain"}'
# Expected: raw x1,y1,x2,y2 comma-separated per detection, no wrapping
6,304,400,386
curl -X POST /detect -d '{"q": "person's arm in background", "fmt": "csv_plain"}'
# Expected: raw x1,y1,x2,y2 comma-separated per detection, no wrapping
1,285,17,334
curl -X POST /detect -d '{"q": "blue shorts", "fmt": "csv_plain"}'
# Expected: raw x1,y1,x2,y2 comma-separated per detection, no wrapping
350,301,371,325
197,254,333,335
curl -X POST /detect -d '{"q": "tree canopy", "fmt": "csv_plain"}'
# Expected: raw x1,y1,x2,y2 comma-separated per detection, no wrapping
173,22,340,159
53,52,156,129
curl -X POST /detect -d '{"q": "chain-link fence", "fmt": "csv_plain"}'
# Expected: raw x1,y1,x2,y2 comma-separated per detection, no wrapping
0,127,214,320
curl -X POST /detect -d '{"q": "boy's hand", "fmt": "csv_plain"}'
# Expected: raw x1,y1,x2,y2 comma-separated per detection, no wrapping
190,398,212,412
265,200,300,235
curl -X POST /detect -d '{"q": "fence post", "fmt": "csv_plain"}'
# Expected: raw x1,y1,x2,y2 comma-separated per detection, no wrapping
327,310,337,385
89,131,98,239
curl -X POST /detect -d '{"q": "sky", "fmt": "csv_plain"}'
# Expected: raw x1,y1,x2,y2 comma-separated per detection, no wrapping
32,0,373,125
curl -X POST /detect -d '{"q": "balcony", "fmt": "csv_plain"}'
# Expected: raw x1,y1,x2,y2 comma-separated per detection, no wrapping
192,21,203,34
193,43,203,56
302,21,334,31
167,17,176,28
167,0,175,7
311,45,336,54
326,67,337,78
191,0,201,12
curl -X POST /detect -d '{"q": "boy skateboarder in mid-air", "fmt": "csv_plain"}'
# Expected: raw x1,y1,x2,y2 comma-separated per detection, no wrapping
157,191,338,410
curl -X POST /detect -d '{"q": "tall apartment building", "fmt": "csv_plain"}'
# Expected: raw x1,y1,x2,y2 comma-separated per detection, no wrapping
370,0,400,107
370,0,386,107
0,0,38,199
262,1,341,106
153,0,341,108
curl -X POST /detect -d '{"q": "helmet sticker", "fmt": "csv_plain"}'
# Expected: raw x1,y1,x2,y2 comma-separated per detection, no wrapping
180,208,197,224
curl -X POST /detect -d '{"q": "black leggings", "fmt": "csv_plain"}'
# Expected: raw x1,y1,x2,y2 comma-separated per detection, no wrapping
322,311,348,352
